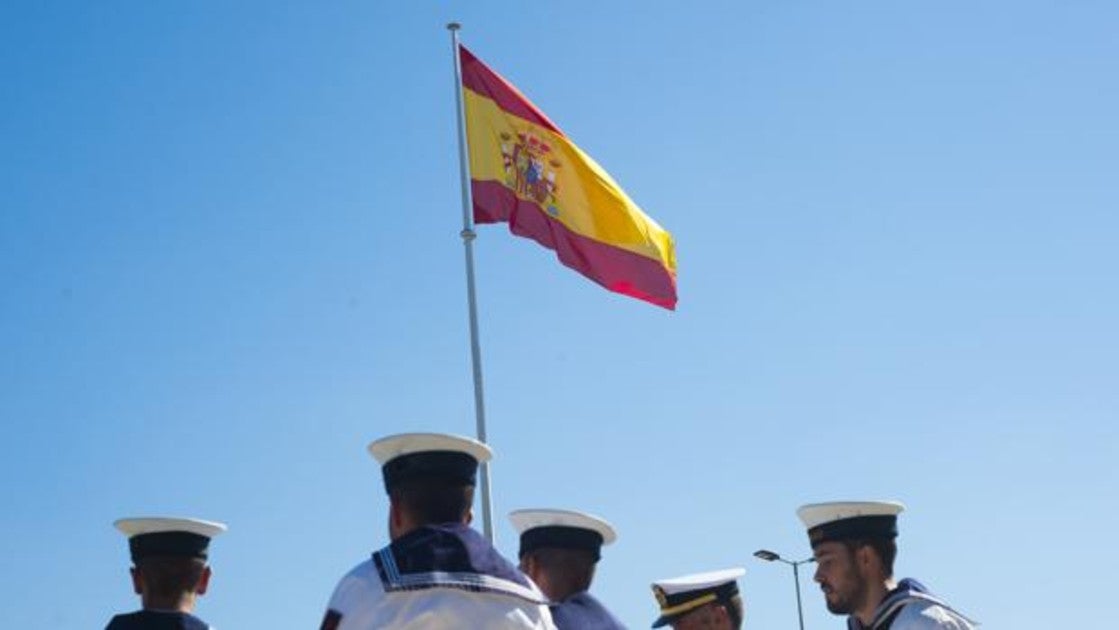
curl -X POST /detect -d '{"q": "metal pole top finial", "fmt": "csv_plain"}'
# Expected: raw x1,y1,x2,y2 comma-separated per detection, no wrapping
447,22,461,31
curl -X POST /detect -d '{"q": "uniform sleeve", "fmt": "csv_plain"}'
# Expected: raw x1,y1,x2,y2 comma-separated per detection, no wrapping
320,562,386,630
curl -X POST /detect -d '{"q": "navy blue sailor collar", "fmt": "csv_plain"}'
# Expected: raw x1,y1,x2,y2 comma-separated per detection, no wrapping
551,591,627,630
105,610,211,630
372,522,547,605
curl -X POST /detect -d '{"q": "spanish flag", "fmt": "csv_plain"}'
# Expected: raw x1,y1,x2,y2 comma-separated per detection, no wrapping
459,45,677,310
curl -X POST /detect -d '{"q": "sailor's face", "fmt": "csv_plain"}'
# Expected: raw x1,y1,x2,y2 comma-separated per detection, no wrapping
670,602,732,630
812,542,866,615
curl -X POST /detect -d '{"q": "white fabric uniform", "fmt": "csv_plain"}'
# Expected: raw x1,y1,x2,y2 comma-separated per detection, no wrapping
889,599,975,630
324,559,556,630
849,580,976,630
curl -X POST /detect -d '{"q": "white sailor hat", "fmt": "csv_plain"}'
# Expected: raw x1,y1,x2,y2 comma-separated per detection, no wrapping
368,432,493,493
509,508,617,561
650,567,745,628
797,500,905,546
114,516,227,562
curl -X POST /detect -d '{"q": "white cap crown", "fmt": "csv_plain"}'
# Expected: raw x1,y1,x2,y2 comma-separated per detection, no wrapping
367,432,492,465
508,508,617,544
114,517,227,539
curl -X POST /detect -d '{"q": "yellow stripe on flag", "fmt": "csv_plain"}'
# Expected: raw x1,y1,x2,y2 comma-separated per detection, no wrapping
464,90,675,271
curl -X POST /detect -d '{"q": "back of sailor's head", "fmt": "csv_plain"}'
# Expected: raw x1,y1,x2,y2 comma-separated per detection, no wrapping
509,508,617,598
368,433,492,527
114,517,226,606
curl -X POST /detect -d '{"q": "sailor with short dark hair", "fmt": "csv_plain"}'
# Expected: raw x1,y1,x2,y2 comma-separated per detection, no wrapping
510,508,626,629
649,568,746,629
319,432,555,629
106,516,227,630
798,500,976,630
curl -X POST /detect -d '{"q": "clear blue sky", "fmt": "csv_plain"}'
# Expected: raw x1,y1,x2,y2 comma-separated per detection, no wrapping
2,1,1116,628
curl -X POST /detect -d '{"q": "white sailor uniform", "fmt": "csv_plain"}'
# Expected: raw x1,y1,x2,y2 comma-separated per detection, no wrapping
794,501,976,630
320,523,555,630
508,508,625,630
849,578,975,630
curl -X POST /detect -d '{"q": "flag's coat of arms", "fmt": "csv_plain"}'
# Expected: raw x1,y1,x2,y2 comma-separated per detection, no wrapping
501,131,562,218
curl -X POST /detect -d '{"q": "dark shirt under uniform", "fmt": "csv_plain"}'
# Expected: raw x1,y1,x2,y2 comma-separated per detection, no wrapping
105,610,210,630
551,591,626,630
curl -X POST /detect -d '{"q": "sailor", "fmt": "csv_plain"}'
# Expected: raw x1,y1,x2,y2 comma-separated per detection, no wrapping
649,567,746,629
797,500,977,629
510,508,626,629
319,432,555,629
106,516,227,630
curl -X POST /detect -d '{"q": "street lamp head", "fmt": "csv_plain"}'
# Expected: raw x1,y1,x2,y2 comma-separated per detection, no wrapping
753,549,781,562
753,549,809,630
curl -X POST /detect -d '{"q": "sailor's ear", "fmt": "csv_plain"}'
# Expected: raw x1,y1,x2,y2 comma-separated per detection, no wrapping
196,565,212,596
130,566,143,595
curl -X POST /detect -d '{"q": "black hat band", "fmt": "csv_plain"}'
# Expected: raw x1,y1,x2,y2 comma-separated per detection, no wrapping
808,514,898,546
519,526,604,561
382,451,479,493
129,532,211,562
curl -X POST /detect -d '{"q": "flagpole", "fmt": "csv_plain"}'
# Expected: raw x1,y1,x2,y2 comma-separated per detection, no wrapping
447,22,495,544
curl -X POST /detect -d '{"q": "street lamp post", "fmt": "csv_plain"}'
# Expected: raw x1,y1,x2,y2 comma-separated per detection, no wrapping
754,549,815,630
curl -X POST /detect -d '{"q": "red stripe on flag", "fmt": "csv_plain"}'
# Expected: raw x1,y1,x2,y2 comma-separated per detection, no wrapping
472,180,677,310
459,45,564,136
